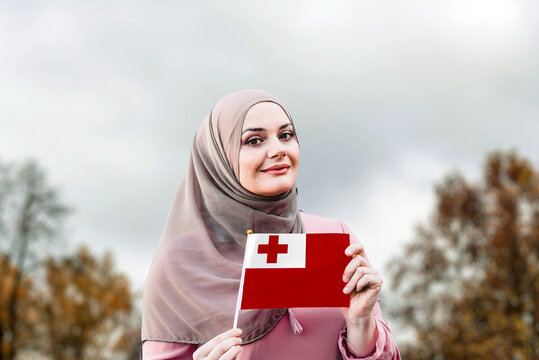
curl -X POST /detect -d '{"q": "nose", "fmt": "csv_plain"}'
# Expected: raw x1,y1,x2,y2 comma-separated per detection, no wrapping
267,138,287,159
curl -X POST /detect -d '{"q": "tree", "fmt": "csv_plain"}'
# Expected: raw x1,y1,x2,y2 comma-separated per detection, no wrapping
0,160,69,360
0,159,141,359
35,245,136,360
389,151,538,359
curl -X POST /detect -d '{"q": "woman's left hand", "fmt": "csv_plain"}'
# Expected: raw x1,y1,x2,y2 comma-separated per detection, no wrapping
341,241,383,321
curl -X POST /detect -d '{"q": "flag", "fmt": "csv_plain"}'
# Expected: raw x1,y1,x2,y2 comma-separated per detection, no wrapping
238,233,350,309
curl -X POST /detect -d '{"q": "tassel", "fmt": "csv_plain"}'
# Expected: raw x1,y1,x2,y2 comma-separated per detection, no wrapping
287,309,303,334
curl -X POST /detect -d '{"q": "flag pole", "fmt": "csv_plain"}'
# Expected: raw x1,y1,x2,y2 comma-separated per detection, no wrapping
233,229,253,329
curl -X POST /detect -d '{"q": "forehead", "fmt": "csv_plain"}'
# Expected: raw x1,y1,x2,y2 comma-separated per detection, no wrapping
242,102,290,129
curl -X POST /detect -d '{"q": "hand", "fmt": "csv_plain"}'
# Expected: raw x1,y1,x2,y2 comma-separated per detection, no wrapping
193,328,242,360
341,242,383,321
340,242,382,356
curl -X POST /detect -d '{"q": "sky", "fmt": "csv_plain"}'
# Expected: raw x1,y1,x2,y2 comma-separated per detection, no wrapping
1,0,538,332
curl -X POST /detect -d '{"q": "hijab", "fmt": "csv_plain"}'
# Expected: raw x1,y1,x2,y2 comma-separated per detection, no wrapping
141,89,304,344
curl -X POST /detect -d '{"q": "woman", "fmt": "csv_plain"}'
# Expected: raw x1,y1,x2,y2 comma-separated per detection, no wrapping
141,90,400,359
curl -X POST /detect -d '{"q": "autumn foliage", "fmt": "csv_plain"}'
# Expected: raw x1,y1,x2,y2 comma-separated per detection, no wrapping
0,258,36,358
36,246,134,360
390,151,539,359
1,246,138,360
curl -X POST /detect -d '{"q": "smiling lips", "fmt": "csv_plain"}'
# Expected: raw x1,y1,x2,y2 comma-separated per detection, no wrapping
262,164,290,175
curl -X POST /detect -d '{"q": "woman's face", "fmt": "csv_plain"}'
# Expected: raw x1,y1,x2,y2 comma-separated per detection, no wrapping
239,102,300,197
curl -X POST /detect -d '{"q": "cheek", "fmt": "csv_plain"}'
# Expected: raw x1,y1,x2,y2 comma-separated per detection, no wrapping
288,142,300,164
239,152,256,172
238,150,261,184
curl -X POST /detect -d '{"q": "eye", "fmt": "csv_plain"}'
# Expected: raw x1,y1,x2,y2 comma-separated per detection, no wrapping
279,131,295,140
244,136,264,146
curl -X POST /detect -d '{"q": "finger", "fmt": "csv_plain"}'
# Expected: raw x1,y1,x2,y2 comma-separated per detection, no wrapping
206,337,242,360
220,345,242,360
353,273,383,294
193,329,238,358
342,255,369,282
344,242,365,257
195,328,242,358
343,266,376,294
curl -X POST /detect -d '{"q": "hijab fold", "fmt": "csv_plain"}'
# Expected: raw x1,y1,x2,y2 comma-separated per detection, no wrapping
141,90,304,344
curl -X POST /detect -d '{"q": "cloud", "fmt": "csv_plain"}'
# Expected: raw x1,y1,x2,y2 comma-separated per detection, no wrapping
0,1,538,295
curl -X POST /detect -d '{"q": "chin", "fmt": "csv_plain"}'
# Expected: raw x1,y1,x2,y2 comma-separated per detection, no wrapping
260,183,295,197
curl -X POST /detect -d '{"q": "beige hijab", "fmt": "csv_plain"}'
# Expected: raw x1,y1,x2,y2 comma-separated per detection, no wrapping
141,89,304,345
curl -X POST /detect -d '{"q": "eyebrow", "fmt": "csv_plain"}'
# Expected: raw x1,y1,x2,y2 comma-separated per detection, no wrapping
242,123,292,135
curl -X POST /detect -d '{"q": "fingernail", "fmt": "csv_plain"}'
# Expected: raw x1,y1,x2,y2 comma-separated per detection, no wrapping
342,275,348,282
343,286,349,294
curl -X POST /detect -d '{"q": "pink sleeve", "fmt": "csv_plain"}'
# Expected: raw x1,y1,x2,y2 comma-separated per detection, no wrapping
337,222,401,359
142,340,197,360
337,302,401,360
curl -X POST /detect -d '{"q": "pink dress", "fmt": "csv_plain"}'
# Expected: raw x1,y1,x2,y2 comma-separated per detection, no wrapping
142,213,400,359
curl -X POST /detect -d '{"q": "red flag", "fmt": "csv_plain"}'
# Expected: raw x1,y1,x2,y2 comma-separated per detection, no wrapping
238,233,350,309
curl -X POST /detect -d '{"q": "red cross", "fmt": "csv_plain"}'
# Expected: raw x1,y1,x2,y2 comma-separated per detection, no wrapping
257,235,288,263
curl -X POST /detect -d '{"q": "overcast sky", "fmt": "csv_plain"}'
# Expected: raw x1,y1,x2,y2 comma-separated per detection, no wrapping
1,0,538,327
